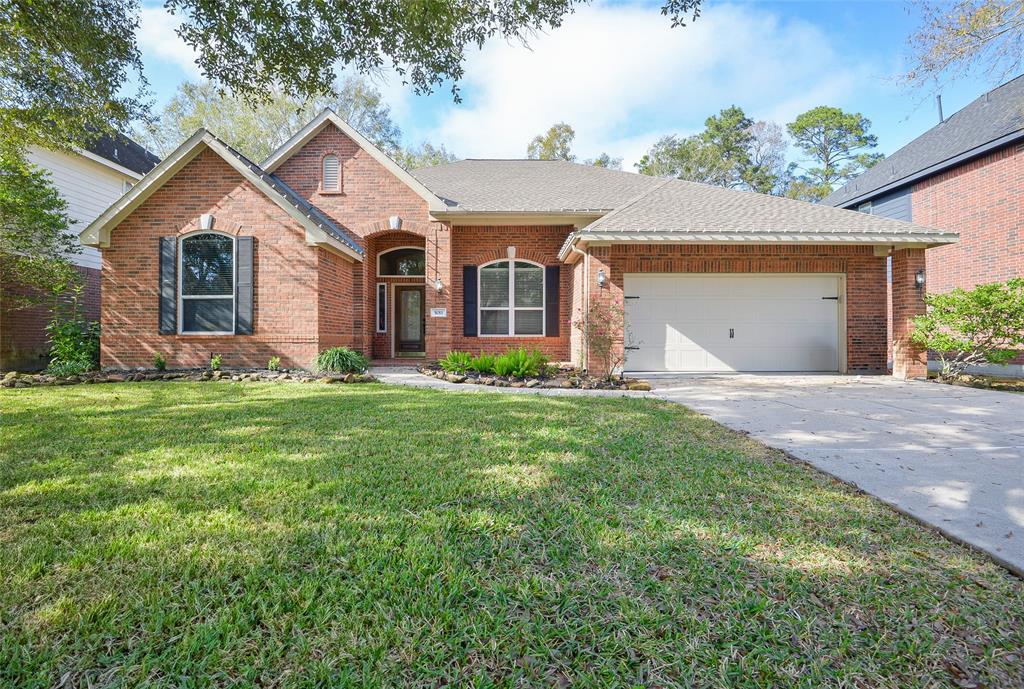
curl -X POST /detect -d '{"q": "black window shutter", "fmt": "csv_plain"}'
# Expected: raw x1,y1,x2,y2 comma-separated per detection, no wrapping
463,265,478,337
159,237,177,334
545,265,560,337
235,236,254,335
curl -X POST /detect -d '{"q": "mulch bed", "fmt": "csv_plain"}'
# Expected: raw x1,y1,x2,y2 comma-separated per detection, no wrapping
1,368,375,389
417,363,651,391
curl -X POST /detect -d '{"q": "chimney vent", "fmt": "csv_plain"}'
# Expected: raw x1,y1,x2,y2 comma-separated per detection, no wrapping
936,94,944,123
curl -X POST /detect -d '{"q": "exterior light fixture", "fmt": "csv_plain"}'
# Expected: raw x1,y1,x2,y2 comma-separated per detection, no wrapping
388,215,402,231
199,213,214,230
434,277,443,293
915,269,926,289
596,269,607,287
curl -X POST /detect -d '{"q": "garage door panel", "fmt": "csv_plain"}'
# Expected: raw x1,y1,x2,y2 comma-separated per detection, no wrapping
623,274,841,373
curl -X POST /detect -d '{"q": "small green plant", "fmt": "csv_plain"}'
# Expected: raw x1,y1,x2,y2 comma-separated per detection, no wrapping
493,348,548,378
911,278,1024,380
469,353,496,374
210,354,222,371
439,351,473,373
267,356,281,372
316,347,369,374
152,353,167,371
45,286,99,377
574,298,628,380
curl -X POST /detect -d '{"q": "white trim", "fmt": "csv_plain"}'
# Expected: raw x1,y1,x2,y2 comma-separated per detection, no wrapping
261,109,447,213
622,272,847,374
477,259,546,338
76,148,146,180
177,231,236,336
79,130,362,261
557,231,959,262
377,245,427,277
376,282,387,333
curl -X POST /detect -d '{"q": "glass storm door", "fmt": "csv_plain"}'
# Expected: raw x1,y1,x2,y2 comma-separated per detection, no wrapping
395,286,425,353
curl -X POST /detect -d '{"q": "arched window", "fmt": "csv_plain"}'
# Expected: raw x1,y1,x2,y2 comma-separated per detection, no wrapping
179,232,235,334
378,247,425,276
322,154,340,191
479,260,544,336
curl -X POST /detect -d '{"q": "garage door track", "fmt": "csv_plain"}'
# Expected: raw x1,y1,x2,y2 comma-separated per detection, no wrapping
650,374,1024,575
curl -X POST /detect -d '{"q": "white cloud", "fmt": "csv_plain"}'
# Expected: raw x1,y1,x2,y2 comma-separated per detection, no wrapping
137,5,201,79
424,1,879,170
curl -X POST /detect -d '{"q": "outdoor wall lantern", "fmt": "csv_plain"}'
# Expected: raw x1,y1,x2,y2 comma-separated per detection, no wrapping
596,269,607,287
388,215,402,231
915,269,926,289
434,277,443,293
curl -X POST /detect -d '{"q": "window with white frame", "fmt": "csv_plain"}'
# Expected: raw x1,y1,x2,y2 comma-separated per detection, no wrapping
179,232,235,334
479,260,544,336
322,154,340,191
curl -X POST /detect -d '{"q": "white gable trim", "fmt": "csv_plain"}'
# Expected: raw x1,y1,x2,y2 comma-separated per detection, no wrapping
76,148,145,180
261,109,447,213
79,130,362,261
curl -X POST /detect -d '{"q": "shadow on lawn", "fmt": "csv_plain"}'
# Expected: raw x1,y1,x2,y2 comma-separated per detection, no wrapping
2,382,1023,688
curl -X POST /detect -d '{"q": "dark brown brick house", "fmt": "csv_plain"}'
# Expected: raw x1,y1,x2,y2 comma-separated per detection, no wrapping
824,74,1023,376
81,110,957,378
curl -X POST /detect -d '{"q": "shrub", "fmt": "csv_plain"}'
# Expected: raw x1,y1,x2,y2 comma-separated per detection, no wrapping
153,353,167,371
573,298,627,380
45,287,99,376
911,278,1024,381
316,346,369,374
468,353,496,374
493,348,548,378
210,354,222,371
439,350,473,374
267,356,281,372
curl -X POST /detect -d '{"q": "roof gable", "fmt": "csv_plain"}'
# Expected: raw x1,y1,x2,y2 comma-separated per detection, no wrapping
261,109,446,213
823,74,1024,207
80,130,363,260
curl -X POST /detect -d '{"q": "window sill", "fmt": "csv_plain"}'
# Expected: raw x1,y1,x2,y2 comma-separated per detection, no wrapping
318,190,345,196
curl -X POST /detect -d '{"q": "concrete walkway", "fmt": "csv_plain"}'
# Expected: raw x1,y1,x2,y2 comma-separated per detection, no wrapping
373,366,1024,575
649,374,1024,576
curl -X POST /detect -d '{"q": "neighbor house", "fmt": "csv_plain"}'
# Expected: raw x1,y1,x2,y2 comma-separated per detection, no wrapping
824,74,1023,376
80,110,957,378
0,134,160,371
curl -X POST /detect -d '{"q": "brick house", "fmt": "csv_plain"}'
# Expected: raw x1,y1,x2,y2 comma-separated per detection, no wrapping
824,75,1023,376
81,110,957,378
0,134,159,371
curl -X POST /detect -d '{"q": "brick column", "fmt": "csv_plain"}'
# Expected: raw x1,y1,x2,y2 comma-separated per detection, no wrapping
425,221,451,359
891,248,928,379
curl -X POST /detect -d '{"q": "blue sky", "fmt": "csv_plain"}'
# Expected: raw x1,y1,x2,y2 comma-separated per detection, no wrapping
137,0,999,169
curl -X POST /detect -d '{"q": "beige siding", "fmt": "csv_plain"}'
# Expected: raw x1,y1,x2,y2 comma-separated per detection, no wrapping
27,147,138,270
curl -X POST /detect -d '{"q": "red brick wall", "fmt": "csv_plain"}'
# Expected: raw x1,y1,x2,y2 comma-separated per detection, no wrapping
913,143,1023,294
1,264,100,371
317,247,357,351
891,248,928,378
101,148,330,370
450,225,574,360
585,244,888,372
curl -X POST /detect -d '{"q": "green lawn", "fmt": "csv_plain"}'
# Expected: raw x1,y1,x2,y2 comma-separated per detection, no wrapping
1,383,1022,688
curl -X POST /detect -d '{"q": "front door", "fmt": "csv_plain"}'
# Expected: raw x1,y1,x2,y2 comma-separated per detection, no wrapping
395,286,425,354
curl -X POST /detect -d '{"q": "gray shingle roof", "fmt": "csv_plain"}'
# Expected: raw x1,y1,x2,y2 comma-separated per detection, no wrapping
411,159,661,212
214,134,363,255
85,132,161,175
823,74,1024,207
580,177,956,239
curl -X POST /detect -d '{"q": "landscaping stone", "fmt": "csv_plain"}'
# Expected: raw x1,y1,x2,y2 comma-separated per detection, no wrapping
627,381,652,391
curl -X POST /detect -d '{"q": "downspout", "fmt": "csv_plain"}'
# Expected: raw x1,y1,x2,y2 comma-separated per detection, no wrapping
569,243,589,371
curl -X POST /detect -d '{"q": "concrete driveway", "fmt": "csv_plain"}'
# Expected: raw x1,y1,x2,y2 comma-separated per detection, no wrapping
650,374,1024,575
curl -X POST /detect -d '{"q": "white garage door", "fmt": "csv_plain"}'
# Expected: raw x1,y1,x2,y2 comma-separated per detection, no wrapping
624,274,842,373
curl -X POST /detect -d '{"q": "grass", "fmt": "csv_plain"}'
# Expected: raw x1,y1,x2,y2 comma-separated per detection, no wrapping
1,382,1022,688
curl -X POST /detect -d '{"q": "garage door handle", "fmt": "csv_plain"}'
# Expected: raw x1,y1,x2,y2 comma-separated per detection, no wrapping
729,328,734,339
821,296,839,300
625,346,640,350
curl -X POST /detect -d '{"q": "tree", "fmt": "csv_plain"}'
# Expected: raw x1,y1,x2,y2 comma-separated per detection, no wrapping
527,123,576,161
744,121,790,195
138,77,402,162
0,144,79,308
905,0,1024,88
396,142,458,170
911,279,1024,380
584,153,623,170
786,106,884,198
636,107,790,193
